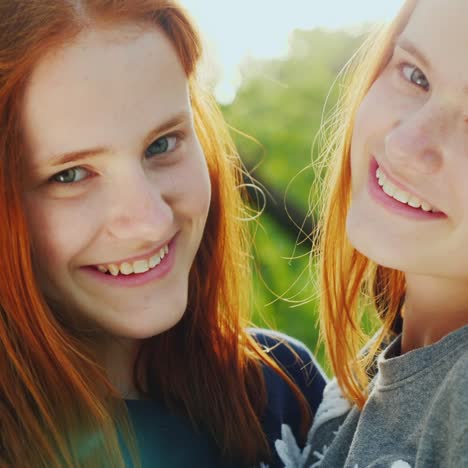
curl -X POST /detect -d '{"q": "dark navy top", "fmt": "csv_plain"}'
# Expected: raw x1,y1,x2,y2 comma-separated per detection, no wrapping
123,329,326,467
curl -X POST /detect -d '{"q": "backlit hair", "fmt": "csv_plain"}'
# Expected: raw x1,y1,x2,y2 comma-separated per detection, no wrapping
0,1,310,466
316,0,418,407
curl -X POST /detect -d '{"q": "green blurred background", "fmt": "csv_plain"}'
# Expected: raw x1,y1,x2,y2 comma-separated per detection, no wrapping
218,28,366,373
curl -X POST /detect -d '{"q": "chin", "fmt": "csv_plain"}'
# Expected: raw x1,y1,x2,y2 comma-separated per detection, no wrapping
110,318,182,341
147,308,187,337
346,211,398,269
97,299,188,341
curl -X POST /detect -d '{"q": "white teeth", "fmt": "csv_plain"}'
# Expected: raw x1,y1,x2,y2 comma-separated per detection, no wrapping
375,168,437,213
133,259,149,274
393,189,410,204
382,182,395,197
120,262,133,275
421,202,432,212
96,243,170,276
108,264,119,276
408,196,422,209
149,253,161,268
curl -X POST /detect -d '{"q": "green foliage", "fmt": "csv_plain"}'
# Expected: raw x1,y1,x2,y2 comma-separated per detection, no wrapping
222,28,366,371
248,213,328,372
223,29,364,215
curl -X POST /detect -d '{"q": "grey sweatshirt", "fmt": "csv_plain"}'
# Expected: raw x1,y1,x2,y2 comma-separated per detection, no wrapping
274,325,468,468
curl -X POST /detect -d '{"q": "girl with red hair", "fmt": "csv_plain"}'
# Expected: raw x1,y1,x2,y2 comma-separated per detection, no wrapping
277,0,467,466
0,1,325,466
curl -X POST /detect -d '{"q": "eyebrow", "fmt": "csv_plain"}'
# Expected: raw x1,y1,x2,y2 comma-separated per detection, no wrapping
48,110,192,167
395,36,430,71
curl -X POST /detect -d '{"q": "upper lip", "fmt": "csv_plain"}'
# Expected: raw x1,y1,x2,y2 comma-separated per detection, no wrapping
91,234,176,266
375,160,443,213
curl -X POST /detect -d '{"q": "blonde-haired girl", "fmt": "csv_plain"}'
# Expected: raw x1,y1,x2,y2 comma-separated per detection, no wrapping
277,0,467,466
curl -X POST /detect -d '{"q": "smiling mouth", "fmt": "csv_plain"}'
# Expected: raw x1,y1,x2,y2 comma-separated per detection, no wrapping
95,243,170,277
375,165,442,214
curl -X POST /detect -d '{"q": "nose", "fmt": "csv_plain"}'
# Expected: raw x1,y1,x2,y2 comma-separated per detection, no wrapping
384,102,449,175
103,170,173,242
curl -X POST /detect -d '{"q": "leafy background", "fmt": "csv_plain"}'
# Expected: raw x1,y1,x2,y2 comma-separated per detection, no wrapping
219,28,366,373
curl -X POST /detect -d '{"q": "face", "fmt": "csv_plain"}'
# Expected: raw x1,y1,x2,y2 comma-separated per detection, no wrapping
22,25,211,342
347,0,468,279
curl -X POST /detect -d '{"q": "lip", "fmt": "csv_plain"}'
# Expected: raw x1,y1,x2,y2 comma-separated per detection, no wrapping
81,234,178,288
368,158,447,220
91,234,177,267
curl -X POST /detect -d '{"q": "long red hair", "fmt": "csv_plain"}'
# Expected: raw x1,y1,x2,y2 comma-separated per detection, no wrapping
316,0,418,408
0,1,310,466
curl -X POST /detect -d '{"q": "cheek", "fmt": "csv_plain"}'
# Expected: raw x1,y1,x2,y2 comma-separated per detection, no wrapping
350,100,373,192
350,80,396,188
351,74,411,156
172,151,211,221
352,86,382,153
25,199,59,262
190,168,211,224
24,197,92,271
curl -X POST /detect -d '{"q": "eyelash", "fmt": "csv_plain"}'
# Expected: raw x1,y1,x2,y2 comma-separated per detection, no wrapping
50,166,91,185
49,132,183,186
144,133,181,159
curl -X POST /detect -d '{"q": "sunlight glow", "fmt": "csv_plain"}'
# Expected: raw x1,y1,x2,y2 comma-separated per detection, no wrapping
180,0,405,103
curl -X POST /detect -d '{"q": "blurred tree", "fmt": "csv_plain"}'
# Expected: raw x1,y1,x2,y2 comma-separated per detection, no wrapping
221,27,366,370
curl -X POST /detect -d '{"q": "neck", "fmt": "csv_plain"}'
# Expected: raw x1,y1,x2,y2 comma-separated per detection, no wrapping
94,336,145,400
401,274,468,353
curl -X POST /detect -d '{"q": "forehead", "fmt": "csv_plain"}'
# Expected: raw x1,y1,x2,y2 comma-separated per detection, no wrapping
402,0,468,72
22,24,190,163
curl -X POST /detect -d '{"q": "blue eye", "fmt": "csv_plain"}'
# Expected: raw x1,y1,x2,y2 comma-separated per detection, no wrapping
51,167,89,184
401,64,430,91
145,135,178,158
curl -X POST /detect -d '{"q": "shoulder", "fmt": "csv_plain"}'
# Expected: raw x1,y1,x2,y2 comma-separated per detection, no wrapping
249,329,327,433
420,348,468,467
249,329,327,467
249,328,327,407
435,348,468,417
445,346,468,385
250,328,321,369
432,347,468,413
